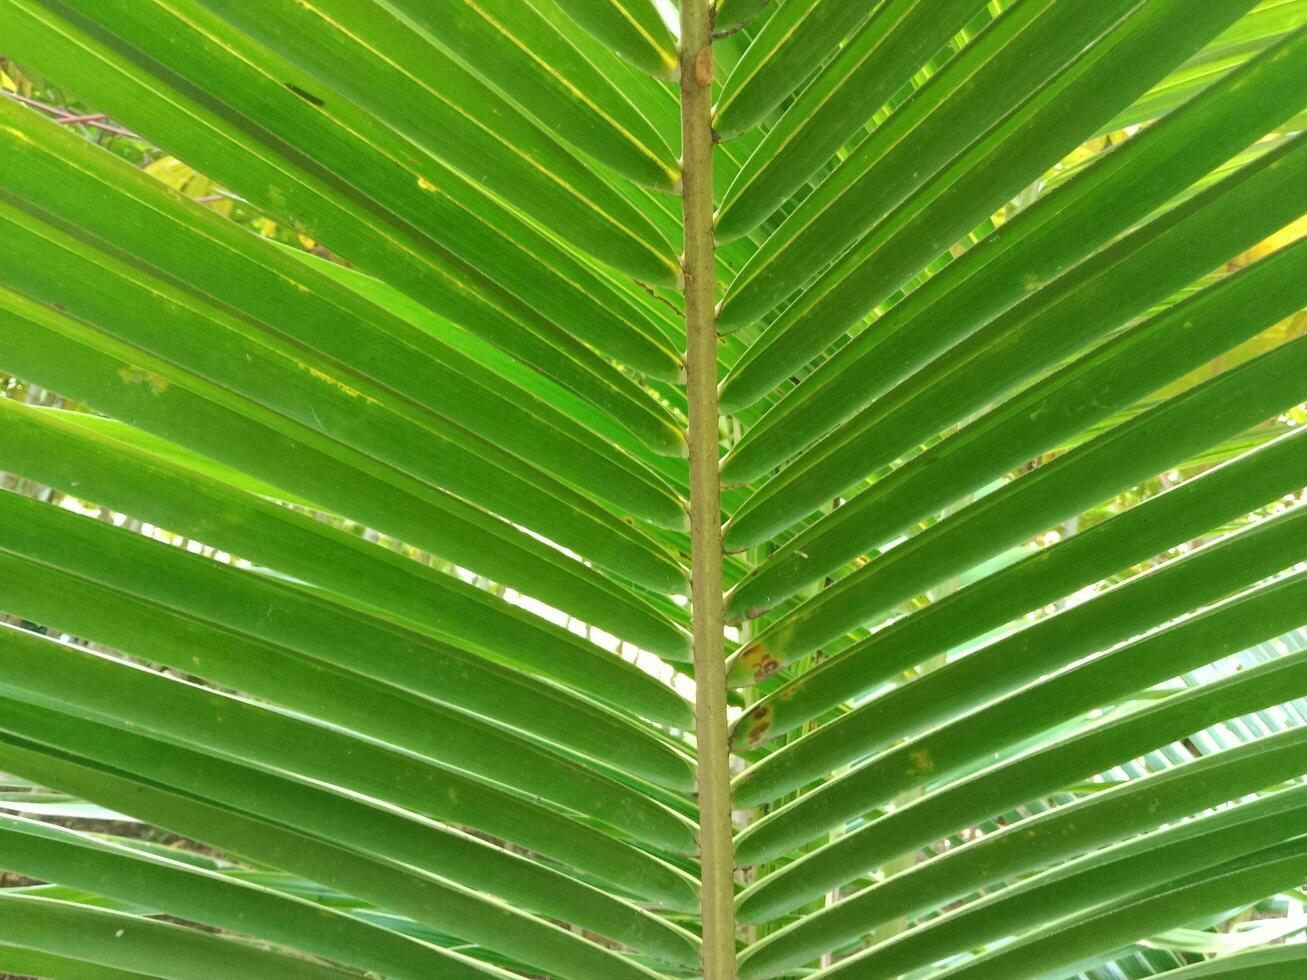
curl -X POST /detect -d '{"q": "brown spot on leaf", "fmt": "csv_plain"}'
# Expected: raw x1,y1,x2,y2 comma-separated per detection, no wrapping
737,642,785,681
778,678,805,700
734,706,771,749
117,366,170,394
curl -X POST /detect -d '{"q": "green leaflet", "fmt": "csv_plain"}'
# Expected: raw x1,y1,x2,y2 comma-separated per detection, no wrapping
188,0,683,239
302,250,692,506
0,492,698,855
730,327,1307,684
749,776,1307,978
718,0,1144,333
363,0,679,189
0,725,687,977
0,625,700,920
713,0,875,140
0,893,364,980
719,0,1261,409
0,90,689,526
736,499,1307,864
732,425,1307,746
0,399,696,747
738,566,1307,819
721,27,1307,485
0,107,691,556
933,839,1307,978
727,176,1307,592
0,287,692,660
0,815,459,980
1145,945,1307,979
714,0,773,33
0,0,689,455
0,944,153,980
92,0,679,283
1100,0,1307,134
716,0,990,241
738,620,1307,917
552,0,679,80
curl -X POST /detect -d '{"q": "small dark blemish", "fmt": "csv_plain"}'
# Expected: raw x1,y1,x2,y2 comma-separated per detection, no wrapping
285,83,325,107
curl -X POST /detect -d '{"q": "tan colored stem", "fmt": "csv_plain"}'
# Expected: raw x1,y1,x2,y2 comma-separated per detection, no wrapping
679,2,736,977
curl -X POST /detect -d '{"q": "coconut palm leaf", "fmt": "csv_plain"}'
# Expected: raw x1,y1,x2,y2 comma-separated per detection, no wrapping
0,1,1303,977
